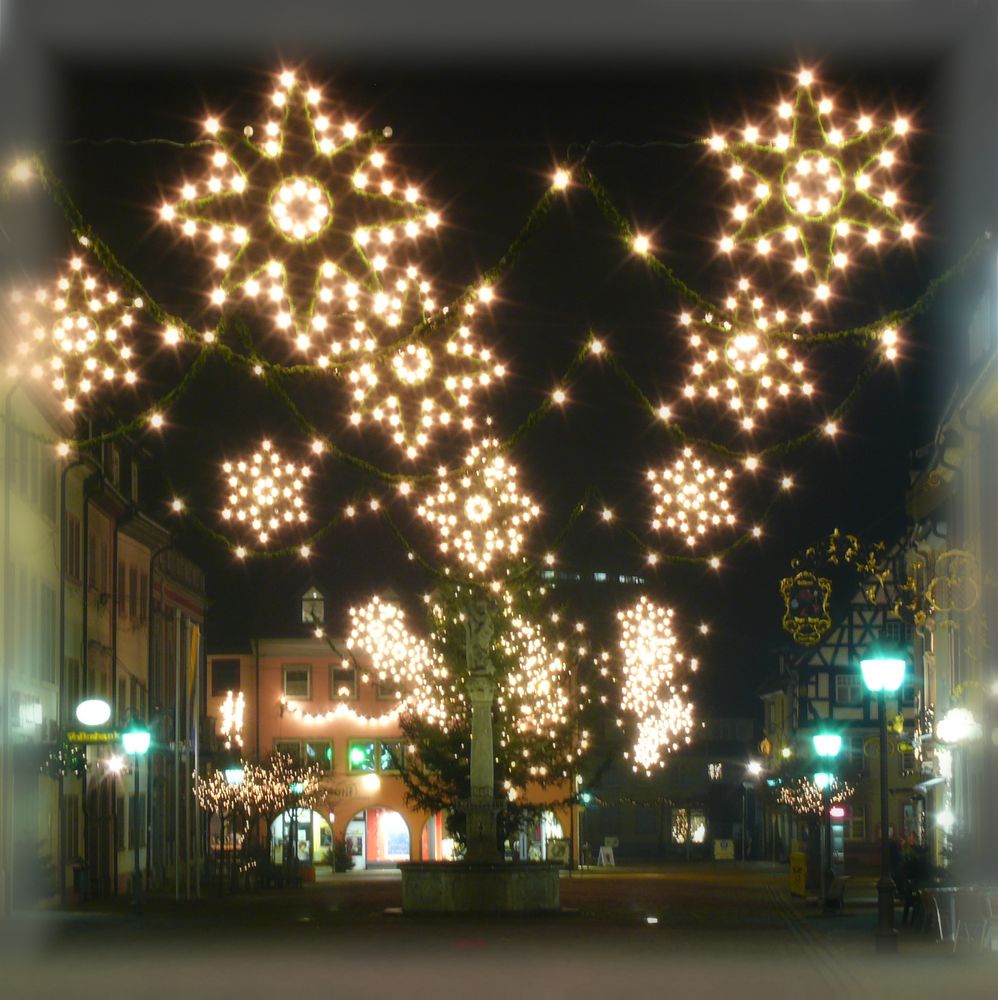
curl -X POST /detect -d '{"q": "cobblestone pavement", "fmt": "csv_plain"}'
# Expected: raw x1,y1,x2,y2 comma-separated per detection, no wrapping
2,864,995,999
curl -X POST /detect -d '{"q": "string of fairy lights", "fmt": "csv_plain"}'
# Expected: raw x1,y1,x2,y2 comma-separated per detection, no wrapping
0,66,979,776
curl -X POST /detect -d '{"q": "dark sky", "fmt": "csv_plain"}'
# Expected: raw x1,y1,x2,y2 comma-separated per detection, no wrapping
5,2,997,716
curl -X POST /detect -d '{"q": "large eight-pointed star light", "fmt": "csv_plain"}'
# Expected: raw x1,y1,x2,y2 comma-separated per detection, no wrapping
415,438,540,577
220,439,311,546
680,279,814,431
161,69,438,341
647,447,738,546
6,256,139,414
709,70,916,295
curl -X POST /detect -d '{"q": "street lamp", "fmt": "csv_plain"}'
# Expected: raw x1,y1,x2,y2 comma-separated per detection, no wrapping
860,647,906,952
121,718,151,917
812,731,842,912
742,761,763,861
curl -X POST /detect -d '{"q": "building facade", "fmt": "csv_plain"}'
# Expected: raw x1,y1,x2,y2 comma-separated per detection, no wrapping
207,584,575,870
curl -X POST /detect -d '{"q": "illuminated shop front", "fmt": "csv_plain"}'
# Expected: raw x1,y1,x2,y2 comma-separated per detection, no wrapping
345,808,411,869
270,808,334,865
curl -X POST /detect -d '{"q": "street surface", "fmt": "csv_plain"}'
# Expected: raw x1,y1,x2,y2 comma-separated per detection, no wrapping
2,863,995,998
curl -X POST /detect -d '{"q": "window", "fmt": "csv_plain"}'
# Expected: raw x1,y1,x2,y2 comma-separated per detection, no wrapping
379,740,406,773
274,739,303,765
377,679,401,700
212,659,241,696
708,762,723,781
330,662,357,699
901,683,915,706
128,567,138,620
899,744,916,775
64,514,82,582
835,673,862,706
846,808,866,841
634,806,657,836
117,563,127,616
282,665,311,699
301,588,324,625
303,740,334,772
348,740,376,773
883,620,912,644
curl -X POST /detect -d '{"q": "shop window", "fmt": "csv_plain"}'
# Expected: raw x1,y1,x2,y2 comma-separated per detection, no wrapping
348,740,376,773
304,740,334,772
330,662,357,699
379,740,405,773
212,659,241,696
283,665,311,699
708,762,723,781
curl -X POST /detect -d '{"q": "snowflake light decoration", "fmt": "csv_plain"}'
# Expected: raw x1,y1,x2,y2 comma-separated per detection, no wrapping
220,439,311,545
346,305,507,458
415,438,540,577
617,596,698,772
647,447,738,546
161,69,438,340
681,280,814,430
6,256,140,413
708,70,916,294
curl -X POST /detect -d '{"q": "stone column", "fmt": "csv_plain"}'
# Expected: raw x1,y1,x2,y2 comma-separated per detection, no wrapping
465,674,500,862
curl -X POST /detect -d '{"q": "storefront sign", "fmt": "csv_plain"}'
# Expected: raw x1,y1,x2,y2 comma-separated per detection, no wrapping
326,779,364,800
66,730,121,744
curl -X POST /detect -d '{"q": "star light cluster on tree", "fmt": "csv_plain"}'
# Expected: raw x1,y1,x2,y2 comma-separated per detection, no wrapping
616,595,698,772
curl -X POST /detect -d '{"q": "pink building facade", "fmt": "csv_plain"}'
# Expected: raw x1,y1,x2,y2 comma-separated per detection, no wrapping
207,588,576,868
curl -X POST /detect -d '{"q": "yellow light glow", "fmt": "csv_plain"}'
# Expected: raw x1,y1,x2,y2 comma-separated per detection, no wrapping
647,447,739,547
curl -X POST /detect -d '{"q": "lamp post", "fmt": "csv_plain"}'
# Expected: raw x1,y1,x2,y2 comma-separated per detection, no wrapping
812,732,842,912
121,719,151,917
743,761,763,862
860,648,906,953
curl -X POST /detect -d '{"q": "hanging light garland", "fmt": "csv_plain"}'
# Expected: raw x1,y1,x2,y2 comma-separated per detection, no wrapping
415,437,540,578
220,438,311,546
647,447,738,546
680,280,814,430
707,69,916,295
6,253,142,414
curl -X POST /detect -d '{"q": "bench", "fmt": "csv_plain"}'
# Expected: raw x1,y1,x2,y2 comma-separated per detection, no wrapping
824,875,851,913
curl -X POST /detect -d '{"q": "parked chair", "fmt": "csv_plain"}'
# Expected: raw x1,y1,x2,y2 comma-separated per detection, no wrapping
923,889,954,944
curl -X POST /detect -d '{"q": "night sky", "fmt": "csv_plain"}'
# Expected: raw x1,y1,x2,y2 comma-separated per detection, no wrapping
6,3,997,718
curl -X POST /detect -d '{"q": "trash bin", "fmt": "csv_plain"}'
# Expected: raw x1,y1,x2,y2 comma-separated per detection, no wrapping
790,852,807,897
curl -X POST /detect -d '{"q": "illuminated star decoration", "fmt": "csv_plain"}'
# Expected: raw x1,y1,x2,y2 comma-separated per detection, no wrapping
709,70,916,296
161,69,439,342
220,439,311,545
415,438,540,578
647,447,738,547
616,596,697,772
680,279,814,431
6,255,140,414
346,296,507,459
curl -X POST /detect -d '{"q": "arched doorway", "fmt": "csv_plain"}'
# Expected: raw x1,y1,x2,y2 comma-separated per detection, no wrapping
513,810,565,862
345,807,411,870
270,807,334,865
420,811,457,861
